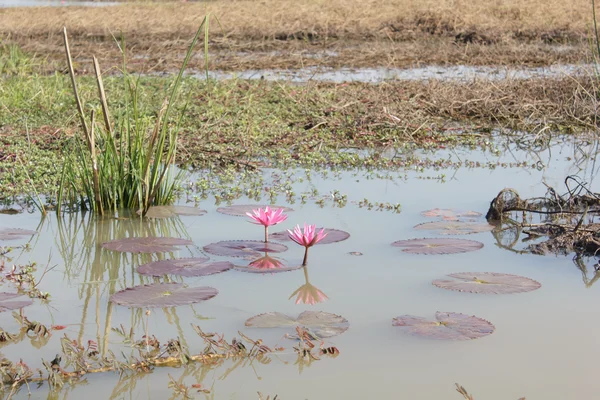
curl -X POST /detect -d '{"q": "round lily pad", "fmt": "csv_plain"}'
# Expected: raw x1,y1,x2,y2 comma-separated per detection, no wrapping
216,204,294,217
245,311,349,338
101,237,193,253
137,258,233,277
392,311,495,340
432,272,541,294
0,228,37,241
110,283,218,308
413,221,494,235
0,293,33,312
203,240,288,258
421,208,482,219
143,206,207,218
391,238,483,255
270,228,350,245
234,255,302,273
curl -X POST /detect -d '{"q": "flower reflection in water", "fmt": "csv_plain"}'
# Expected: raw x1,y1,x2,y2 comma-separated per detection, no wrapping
248,253,285,270
289,266,329,305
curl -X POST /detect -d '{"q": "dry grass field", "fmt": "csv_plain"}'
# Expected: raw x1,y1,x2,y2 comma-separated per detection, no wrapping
0,0,595,72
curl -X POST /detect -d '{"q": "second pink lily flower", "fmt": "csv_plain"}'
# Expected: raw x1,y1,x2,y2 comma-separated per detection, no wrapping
287,223,328,266
246,206,288,242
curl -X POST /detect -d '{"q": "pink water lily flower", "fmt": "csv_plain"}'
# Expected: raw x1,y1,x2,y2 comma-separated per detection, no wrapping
246,206,288,242
287,224,328,265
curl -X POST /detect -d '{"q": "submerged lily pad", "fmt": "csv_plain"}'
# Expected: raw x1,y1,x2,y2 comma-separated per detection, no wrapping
143,206,207,219
392,238,483,254
203,240,288,258
234,255,302,274
0,293,33,312
216,204,294,217
392,311,495,340
110,283,218,308
421,208,482,219
101,237,193,253
245,311,349,338
0,228,37,241
270,228,350,245
432,272,541,294
414,221,494,235
137,258,233,277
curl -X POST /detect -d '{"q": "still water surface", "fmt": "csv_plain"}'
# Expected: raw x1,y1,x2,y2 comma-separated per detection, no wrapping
2,137,600,399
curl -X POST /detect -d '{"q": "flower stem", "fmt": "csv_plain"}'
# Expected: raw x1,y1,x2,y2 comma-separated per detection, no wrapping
302,247,308,266
264,226,268,243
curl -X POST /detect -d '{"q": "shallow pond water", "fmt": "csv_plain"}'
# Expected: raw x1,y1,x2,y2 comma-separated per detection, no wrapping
2,136,600,399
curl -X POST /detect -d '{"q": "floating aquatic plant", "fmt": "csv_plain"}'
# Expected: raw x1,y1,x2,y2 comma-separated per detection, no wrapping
271,228,349,245
289,266,328,305
413,221,494,235
245,311,349,339
392,312,495,340
287,224,328,266
0,293,33,312
421,208,482,220
391,238,484,255
101,237,193,253
432,272,541,294
0,228,37,241
137,258,233,277
217,204,294,217
110,282,218,308
203,240,288,258
246,206,288,242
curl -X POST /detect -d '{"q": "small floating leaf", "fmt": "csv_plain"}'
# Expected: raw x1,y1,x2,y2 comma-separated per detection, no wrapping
432,272,541,294
421,208,482,219
393,311,494,340
143,206,207,219
110,283,218,308
137,258,233,277
234,254,302,274
101,237,193,253
0,293,33,312
271,228,350,245
348,251,363,256
0,228,37,241
392,238,483,254
203,240,288,258
245,311,349,338
217,204,294,217
414,221,494,235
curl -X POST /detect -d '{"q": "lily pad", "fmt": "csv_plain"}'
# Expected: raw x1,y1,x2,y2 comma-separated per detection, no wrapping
0,293,33,312
0,228,37,241
432,272,541,294
392,238,483,254
270,228,350,245
421,208,482,219
414,221,494,235
203,240,288,258
217,204,294,217
234,255,302,274
137,258,233,277
245,311,349,338
392,311,495,340
143,206,207,219
101,237,193,253
110,283,218,308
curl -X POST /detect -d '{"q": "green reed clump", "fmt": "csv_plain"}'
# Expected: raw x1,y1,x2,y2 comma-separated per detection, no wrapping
58,19,210,216
0,42,36,76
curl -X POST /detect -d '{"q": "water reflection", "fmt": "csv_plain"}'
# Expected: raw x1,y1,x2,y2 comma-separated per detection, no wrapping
289,266,328,305
248,253,285,270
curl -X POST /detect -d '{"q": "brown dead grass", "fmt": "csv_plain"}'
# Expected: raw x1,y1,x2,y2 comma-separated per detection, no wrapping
0,0,595,71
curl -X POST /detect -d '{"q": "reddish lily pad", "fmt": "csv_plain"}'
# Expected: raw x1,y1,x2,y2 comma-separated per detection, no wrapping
414,221,494,235
101,237,193,253
432,272,541,294
421,208,482,219
110,283,218,308
217,204,294,217
393,311,495,340
203,240,288,258
0,293,33,312
143,206,207,219
392,238,483,254
137,258,233,277
234,255,302,274
245,311,349,338
0,228,37,241
270,228,350,245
